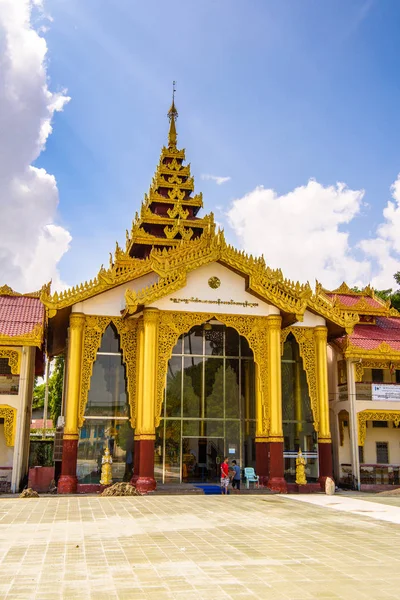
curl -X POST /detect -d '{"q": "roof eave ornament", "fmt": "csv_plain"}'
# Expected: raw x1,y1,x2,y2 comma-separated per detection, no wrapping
167,80,178,148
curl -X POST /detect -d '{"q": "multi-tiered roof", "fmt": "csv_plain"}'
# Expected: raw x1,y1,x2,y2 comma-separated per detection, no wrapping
126,98,214,259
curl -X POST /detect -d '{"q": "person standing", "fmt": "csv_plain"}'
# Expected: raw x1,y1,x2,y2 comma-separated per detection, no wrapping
231,460,241,493
220,457,230,495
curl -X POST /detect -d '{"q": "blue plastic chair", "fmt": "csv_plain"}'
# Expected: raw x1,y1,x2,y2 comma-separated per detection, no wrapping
244,467,259,489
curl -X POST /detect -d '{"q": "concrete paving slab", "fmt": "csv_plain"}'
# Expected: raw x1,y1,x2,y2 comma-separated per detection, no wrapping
0,495,399,599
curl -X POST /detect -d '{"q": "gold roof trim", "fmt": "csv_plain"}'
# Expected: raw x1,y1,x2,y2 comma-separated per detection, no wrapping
340,339,400,359
0,323,43,349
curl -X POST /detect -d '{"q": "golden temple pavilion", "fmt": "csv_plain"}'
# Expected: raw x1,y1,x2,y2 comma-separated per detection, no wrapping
30,97,400,494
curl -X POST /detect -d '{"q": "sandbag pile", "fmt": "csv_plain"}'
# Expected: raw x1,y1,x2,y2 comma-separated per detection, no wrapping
101,482,141,496
19,488,39,498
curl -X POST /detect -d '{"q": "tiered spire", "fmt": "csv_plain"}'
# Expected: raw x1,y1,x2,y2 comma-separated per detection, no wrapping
126,85,214,259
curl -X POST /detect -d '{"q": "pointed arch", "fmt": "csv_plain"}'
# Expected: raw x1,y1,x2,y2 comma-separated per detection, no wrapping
281,327,319,431
78,316,138,428
156,311,269,436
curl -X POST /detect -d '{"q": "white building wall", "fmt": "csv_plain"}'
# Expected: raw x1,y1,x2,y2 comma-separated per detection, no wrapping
363,425,400,464
0,346,36,492
72,273,158,316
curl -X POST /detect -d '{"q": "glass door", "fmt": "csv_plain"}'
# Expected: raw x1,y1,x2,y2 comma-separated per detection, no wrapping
182,437,225,483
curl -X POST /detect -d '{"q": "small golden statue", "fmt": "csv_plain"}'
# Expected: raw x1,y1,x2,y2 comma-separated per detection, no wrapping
100,445,113,486
295,449,307,486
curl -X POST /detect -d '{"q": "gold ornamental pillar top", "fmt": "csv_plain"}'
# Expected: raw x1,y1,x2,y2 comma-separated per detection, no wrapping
167,81,178,148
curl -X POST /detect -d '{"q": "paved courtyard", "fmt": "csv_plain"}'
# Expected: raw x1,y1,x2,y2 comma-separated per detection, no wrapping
0,493,400,599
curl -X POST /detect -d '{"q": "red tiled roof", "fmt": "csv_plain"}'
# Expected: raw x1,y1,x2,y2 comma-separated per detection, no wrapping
0,295,44,337
326,293,383,308
31,419,53,429
346,317,400,351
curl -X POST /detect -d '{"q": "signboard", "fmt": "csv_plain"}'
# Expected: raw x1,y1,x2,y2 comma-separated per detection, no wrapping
372,384,400,402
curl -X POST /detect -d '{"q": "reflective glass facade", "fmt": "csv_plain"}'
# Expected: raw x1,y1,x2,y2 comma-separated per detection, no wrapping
282,334,318,481
77,324,133,483
155,324,256,483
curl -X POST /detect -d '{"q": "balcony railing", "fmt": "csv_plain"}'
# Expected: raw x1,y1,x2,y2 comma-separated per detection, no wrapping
337,383,400,402
340,463,400,486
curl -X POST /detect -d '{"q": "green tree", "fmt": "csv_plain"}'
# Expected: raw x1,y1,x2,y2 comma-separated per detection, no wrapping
49,355,64,426
32,380,45,411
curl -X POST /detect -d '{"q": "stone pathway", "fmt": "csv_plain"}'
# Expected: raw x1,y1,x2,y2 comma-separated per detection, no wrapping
0,494,399,599
285,492,400,525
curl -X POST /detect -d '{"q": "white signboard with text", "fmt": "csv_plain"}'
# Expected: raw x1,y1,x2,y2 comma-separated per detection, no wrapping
372,384,400,402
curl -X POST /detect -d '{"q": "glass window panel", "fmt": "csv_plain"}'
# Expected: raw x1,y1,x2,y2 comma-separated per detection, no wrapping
99,324,120,353
182,357,202,418
0,358,11,375
243,420,256,469
282,361,296,421
283,422,317,452
184,326,203,355
166,356,182,417
204,358,224,418
225,420,240,463
171,335,183,355
165,420,181,482
241,360,255,420
372,369,384,383
154,422,164,482
240,336,252,357
205,420,224,437
225,359,240,418
282,337,294,361
77,418,133,483
86,355,128,417
225,327,239,357
183,420,200,437
205,325,224,356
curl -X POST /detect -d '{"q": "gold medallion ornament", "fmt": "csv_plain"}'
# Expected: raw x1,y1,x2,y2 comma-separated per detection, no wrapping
208,276,221,289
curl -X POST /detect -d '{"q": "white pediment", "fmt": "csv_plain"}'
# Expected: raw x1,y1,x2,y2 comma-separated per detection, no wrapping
71,272,158,316
150,262,280,317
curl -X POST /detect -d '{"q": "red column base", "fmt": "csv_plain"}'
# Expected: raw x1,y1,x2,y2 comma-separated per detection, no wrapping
134,439,156,494
135,476,156,494
256,441,269,487
267,477,287,493
267,441,287,493
58,475,77,494
58,438,78,494
318,442,333,491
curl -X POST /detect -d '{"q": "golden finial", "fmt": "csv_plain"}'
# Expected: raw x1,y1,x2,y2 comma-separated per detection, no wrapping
168,81,178,148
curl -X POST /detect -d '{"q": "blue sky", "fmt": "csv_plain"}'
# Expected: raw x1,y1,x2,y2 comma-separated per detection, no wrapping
30,0,400,289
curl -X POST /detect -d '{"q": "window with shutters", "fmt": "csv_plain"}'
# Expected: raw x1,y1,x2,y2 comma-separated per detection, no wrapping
376,442,389,464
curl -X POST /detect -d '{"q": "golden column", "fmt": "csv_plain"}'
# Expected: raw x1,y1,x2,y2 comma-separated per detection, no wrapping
135,307,159,493
131,318,144,485
58,312,85,494
314,326,333,487
266,315,286,492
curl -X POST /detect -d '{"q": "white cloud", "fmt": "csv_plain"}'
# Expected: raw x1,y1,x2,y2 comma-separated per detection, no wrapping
201,174,231,185
359,173,400,289
0,0,71,293
227,179,378,290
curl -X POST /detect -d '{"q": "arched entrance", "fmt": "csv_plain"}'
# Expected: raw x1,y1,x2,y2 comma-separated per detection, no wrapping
281,334,318,482
76,324,134,484
154,322,256,483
